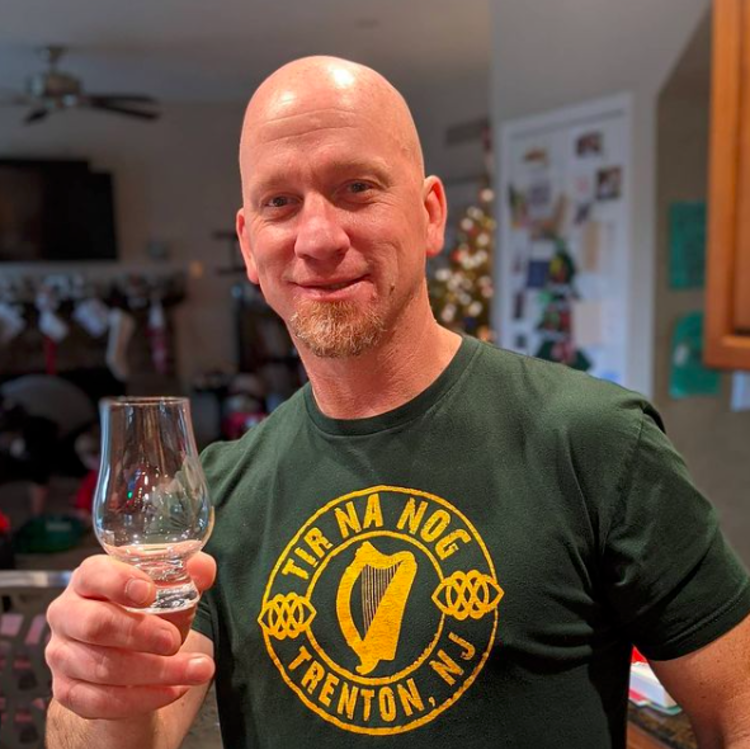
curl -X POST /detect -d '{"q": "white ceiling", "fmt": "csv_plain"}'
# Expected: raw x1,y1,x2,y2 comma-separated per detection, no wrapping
491,0,710,121
0,0,491,105
0,0,711,183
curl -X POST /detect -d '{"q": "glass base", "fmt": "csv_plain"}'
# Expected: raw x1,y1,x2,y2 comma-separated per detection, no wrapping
126,581,200,615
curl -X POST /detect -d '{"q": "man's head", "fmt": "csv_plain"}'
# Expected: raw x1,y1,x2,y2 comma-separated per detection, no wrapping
235,56,447,358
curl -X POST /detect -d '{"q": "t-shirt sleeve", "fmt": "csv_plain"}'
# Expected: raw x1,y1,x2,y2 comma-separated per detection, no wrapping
191,588,215,641
601,407,750,660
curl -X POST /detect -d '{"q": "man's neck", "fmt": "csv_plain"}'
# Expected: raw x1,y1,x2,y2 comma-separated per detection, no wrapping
298,315,462,421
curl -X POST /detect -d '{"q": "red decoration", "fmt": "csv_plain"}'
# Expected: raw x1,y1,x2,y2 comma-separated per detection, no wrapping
43,336,57,375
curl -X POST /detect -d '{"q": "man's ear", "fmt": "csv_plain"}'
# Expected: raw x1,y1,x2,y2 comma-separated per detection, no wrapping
423,176,448,259
236,208,259,285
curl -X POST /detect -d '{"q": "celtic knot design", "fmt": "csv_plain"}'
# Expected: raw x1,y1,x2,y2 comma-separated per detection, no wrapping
258,592,317,639
431,570,504,621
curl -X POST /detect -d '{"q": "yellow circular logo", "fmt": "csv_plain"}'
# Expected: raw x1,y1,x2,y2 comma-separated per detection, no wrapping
258,486,503,735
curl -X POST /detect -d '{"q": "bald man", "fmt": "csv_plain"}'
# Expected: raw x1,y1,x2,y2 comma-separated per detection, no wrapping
45,57,750,749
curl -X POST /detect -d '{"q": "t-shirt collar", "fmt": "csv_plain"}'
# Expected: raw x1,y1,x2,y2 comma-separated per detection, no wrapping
303,335,480,437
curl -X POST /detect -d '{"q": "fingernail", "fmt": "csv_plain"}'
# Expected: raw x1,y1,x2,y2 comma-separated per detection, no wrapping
125,578,152,605
186,656,212,683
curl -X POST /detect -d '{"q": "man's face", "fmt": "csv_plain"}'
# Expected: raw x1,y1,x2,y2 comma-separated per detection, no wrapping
236,89,445,358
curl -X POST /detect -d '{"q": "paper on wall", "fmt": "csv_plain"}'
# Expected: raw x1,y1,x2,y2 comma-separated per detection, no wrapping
581,221,602,272
730,371,750,412
572,300,604,347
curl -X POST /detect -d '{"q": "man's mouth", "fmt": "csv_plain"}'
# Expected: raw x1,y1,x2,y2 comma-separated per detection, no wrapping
298,276,365,291
319,280,356,290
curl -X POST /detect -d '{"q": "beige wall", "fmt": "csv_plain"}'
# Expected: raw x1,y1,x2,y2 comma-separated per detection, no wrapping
655,15,750,564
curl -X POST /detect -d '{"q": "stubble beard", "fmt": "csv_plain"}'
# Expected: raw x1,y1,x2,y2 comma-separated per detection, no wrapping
289,300,386,358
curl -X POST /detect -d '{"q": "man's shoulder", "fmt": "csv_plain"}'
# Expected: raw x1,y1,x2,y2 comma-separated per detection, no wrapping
470,343,670,523
469,340,659,443
473,340,648,404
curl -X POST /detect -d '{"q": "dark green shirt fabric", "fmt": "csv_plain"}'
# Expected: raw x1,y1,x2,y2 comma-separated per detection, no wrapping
194,336,750,748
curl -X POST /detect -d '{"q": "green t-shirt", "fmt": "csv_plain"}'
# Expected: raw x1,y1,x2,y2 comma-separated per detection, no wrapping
194,336,750,748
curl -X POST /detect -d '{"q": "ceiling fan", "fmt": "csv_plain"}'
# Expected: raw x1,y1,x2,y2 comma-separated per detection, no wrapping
0,45,161,124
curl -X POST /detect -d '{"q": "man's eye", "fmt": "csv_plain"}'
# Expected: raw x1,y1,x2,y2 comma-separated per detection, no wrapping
348,182,372,194
265,196,290,208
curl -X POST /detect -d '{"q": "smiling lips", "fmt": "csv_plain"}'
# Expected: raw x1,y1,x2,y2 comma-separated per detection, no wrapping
296,276,366,293
309,280,356,291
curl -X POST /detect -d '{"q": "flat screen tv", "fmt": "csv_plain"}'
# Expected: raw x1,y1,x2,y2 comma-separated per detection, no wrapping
0,159,118,262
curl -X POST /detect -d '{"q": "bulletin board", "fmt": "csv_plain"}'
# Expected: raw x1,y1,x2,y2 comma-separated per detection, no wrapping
498,93,633,387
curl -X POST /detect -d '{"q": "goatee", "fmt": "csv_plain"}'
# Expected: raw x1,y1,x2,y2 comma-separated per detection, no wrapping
289,300,385,358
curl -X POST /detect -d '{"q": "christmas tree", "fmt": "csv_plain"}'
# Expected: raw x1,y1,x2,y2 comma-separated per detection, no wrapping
429,186,496,341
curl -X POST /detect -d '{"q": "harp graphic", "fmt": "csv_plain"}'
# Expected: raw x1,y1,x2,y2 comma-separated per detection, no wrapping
336,541,418,675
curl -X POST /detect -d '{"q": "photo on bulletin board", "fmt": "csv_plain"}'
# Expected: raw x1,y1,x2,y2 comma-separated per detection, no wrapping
575,131,603,158
595,167,622,201
498,93,633,389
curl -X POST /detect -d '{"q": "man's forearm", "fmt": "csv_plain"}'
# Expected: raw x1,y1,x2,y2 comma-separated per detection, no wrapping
45,700,163,749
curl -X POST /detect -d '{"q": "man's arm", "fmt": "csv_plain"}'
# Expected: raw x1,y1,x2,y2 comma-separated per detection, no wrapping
650,613,750,748
46,630,213,749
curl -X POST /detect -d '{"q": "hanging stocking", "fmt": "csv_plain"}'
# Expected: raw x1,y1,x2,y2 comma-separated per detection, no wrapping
73,297,110,338
38,309,69,343
147,297,169,375
0,303,26,346
106,308,137,382
36,287,69,375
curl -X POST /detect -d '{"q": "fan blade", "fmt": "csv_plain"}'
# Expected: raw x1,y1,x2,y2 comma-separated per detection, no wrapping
87,94,158,104
85,101,160,120
25,107,49,124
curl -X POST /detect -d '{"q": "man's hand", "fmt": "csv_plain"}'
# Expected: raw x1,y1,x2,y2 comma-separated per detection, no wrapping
45,552,216,720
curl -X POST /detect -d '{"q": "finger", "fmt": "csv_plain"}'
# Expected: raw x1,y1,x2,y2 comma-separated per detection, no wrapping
71,555,157,608
185,552,216,593
53,676,191,720
47,599,180,656
46,639,214,687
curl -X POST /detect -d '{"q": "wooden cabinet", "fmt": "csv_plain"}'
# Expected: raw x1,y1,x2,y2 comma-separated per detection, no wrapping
706,0,750,368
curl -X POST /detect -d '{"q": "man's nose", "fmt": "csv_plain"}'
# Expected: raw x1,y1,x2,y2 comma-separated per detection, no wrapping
293,195,350,262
